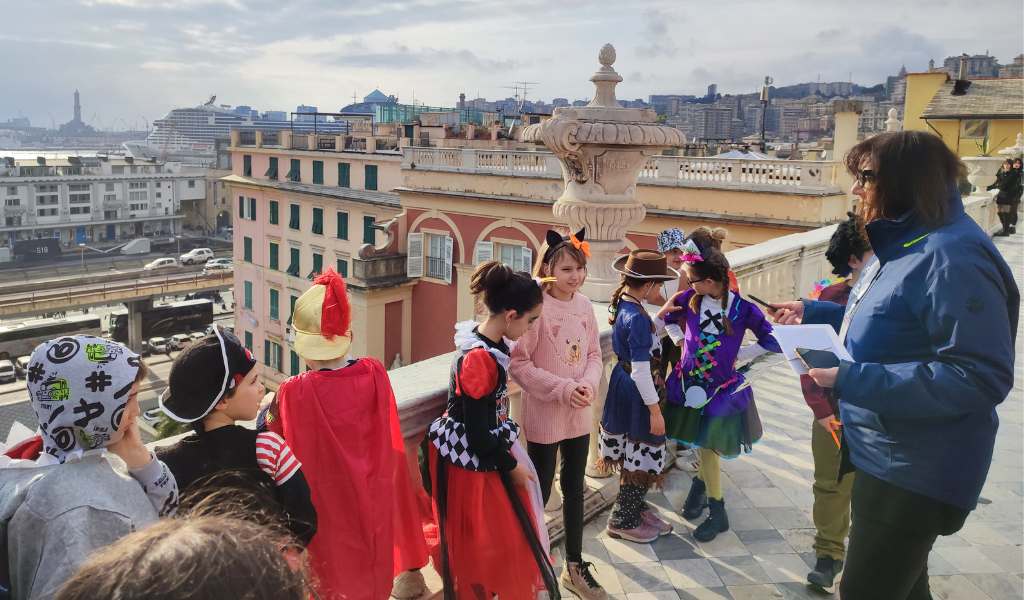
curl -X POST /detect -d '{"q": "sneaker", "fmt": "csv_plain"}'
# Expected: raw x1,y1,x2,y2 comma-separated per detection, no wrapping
807,556,844,594
606,520,660,544
390,569,426,599
641,506,673,536
561,561,608,599
693,498,729,542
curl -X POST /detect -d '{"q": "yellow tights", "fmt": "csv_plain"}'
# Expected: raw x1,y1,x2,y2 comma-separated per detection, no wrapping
697,448,723,500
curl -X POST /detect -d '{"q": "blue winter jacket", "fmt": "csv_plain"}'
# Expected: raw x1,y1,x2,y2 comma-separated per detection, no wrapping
803,191,1019,510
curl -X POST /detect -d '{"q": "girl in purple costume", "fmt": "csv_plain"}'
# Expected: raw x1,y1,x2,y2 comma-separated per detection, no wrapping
658,243,780,542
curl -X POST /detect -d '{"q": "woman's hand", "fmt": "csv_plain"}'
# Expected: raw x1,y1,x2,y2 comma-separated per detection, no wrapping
649,405,666,436
770,300,804,324
808,367,838,388
509,462,536,487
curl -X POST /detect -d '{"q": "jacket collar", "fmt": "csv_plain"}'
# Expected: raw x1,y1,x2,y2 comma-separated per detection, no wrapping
865,186,965,264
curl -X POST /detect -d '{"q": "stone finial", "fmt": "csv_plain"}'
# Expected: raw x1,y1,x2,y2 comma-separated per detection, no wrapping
885,107,901,132
589,43,622,108
599,44,616,67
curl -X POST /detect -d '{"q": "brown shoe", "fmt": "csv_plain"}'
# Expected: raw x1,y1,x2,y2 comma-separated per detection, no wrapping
561,561,608,599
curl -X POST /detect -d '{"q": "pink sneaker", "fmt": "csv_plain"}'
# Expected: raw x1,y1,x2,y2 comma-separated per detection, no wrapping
641,507,673,536
606,520,660,544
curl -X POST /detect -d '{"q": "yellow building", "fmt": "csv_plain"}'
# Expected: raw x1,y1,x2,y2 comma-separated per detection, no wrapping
904,72,1023,156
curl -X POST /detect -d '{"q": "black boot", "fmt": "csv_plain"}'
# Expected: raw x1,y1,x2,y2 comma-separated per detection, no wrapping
681,477,707,520
694,498,729,542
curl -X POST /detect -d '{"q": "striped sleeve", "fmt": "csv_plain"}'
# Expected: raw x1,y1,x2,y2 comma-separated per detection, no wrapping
255,431,302,485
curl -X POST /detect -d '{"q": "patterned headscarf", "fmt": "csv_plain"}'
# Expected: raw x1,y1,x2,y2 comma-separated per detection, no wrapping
657,228,686,253
25,335,142,463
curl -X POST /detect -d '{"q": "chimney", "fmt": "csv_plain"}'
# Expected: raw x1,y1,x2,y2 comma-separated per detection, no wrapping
953,54,972,95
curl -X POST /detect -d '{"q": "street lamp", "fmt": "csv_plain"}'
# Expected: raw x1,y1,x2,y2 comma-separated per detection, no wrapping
78,243,86,270
175,235,182,256
760,75,773,153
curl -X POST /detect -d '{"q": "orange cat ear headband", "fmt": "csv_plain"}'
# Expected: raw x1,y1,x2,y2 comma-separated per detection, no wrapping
543,228,590,263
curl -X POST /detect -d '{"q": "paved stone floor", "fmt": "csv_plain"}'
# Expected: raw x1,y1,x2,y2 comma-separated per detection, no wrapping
548,233,1024,600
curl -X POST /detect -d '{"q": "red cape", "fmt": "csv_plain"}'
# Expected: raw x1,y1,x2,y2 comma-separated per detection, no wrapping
272,358,435,600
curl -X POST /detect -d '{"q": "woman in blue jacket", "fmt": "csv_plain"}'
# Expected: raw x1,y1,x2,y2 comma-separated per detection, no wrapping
773,131,1019,600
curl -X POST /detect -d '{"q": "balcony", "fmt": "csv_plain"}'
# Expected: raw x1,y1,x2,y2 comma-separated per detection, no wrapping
238,130,257,146
350,254,408,286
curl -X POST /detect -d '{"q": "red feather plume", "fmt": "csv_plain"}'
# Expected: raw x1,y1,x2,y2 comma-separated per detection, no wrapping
313,268,351,340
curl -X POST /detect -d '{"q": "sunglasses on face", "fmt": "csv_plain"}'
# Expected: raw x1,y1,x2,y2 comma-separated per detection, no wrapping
856,169,876,186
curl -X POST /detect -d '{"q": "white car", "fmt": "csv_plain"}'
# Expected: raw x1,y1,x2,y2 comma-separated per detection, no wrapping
148,337,169,353
144,257,178,271
203,258,233,272
169,333,192,350
0,360,15,384
190,331,207,342
180,248,214,265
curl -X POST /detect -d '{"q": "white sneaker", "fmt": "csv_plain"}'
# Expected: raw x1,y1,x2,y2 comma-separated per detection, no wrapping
391,570,426,599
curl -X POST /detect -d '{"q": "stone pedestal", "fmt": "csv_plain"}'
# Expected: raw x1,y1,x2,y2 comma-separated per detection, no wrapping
520,44,683,299
964,156,1004,193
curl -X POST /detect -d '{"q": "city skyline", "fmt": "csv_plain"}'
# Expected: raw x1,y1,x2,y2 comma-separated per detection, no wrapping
2,0,1022,129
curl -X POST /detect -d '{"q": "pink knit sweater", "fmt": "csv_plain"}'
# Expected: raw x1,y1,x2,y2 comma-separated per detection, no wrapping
510,291,603,444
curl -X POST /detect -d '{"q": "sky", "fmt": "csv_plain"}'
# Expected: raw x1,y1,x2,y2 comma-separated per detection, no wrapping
3,0,1022,130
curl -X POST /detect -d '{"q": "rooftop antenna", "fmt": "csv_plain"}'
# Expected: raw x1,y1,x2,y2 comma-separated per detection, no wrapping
352,91,357,104
501,81,539,112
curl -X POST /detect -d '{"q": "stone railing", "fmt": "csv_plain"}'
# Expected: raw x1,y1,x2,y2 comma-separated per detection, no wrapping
402,147,842,193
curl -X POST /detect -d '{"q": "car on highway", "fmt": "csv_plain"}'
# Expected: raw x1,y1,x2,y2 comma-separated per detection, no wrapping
203,258,233,273
14,356,30,379
144,257,179,271
180,248,214,265
148,336,169,353
0,360,16,384
169,333,192,350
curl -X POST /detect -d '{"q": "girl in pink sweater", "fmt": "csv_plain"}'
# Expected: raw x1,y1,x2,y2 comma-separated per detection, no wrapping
510,228,607,599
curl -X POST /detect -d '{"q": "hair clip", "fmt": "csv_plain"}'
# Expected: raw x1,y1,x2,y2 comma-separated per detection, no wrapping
534,276,557,286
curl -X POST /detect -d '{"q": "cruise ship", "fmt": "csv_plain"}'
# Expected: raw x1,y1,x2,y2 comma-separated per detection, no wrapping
124,96,358,165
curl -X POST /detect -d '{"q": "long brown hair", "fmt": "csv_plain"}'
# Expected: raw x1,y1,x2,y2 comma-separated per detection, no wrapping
844,131,965,227
685,248,734,336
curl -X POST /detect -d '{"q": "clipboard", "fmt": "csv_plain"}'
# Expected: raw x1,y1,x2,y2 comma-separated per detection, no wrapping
771,324,852,375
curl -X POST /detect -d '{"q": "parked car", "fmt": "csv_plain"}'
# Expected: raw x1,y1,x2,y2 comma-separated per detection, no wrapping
15,356,30,379
180,248,214,265
140,340,151,357
0,360,16,384
203,258,233,273
190,331,207,342
169,333,192,350
144,257,178,271
148,337,169,353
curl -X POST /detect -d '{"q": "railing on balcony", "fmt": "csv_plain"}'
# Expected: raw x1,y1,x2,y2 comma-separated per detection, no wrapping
425,256,448,280
315,136,336,151
262,131,280,146
344,137,367,152
291,133,310,150
238,131,257,146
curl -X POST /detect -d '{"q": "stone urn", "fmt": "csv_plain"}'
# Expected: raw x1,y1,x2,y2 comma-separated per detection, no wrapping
963,156,1005,194
520,44,684,298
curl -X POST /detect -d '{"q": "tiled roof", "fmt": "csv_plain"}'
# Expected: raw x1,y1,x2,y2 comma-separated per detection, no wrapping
922,79,1024,119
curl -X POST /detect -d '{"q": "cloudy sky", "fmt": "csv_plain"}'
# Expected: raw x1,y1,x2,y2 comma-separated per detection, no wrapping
4,0,1021,130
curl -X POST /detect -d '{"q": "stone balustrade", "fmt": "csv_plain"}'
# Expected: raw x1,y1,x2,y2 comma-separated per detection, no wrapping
402,146,842,193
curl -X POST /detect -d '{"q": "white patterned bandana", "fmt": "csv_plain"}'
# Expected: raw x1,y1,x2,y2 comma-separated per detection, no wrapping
657,228,686,253
25,335,142,462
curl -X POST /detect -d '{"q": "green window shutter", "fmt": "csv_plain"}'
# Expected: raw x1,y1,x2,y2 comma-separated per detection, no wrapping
338,162,350,188
243,236,252,262
265,157,278,180
336,258,348,277
336,211,348,239
289,204,300,229
275,344,283,372
288,295,298,325
309,253,323,279
312,208,323,235
243,155,252,177
313,161,324,184
287,248,300,277
244,331,253,352
290,350,300,375
264,339,271,366
238,195,245,217
269,200,279,225
248,197,256,221
287,159,301,182
269,288,280,320
243,280,253,309
269,242,279,270
364,164,378,190
363,216,375,244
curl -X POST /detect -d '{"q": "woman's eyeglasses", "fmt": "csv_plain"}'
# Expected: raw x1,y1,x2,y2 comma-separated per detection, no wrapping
856,169,876,186
689,277,709,285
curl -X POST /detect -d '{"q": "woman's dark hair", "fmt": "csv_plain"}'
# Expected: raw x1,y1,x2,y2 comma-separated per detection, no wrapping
844,131,966,227
609,275,653,325
685,248,734,336
687,226,728,252
469,260,543,316
55,516,307,600
826,212,872,277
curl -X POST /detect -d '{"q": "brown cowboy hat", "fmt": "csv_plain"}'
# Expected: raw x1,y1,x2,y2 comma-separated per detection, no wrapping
612,249,680,281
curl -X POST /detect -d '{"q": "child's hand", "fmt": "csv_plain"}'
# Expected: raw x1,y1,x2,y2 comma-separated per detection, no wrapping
509,462,536,487
648,405,666,436
570,386,592,408
108,414,152,470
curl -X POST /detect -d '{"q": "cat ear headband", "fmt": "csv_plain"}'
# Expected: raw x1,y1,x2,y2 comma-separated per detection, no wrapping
542,228,589,264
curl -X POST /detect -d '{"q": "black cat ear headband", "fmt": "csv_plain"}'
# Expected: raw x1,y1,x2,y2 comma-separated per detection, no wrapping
542,228,589,265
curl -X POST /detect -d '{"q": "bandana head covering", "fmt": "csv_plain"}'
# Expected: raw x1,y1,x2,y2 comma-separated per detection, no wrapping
160,326,257,423
25,335,141,462
657,228,687,253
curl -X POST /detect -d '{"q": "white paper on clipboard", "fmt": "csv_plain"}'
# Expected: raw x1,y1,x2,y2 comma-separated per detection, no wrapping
771,324,853,375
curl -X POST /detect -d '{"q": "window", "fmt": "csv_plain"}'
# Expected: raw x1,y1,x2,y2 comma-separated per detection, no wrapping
364,165,378,190
269,200,279,225
248,197,256,221
68,183,89,192
244,331,253,352
312,207,324,235
422,232,453,283
312,160,324,185
362,216,375,245
265,157,279,180
129,203,148,211
269,288,280,321
128,182,147,190
336,258,348,277
243,154,252,177
155,192,161,199
4,198,19,207
496,243,534,272
188,180,196,188
338,162,350,188
269,242,279,270
961,119,989,140
70,206,90,215
5,216,21,226
308,252,323,279
264,341,283,372
287,159,301,182
290,350,300,376
243,280,253,309
104,183,114,192
289,204,300,229
336,211,348,239
289,294,298,325
128,191,147,203
6,186,17,195
243,236,252,262
287,248,300,277
103,194,116,203
238,195,245,218
36,208,58,217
